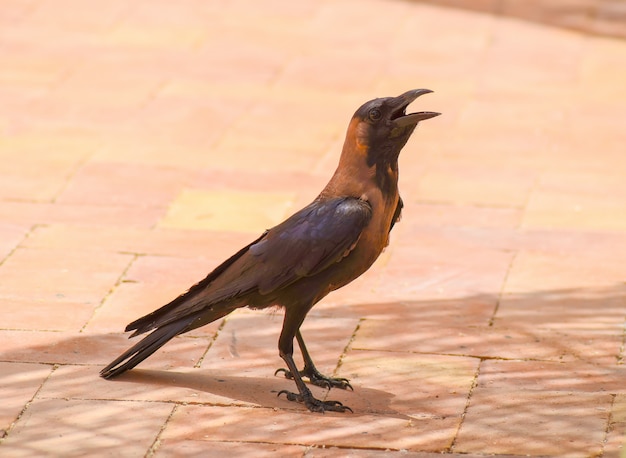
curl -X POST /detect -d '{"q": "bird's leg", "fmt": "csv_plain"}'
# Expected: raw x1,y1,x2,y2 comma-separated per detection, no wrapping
275,330,352,390
276,312,352,413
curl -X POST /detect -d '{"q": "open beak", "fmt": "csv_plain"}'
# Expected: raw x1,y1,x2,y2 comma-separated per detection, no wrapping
391,89,440,128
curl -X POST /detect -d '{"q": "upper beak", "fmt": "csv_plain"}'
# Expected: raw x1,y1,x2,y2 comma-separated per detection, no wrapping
391,89,441,127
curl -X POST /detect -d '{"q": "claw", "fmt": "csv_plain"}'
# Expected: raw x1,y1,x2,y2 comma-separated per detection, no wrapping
274,366,352,391
277,389,353,413
274,368,292,378
277,389,300,402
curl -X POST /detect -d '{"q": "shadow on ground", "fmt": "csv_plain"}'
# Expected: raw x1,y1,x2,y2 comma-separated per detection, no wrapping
1,285,625,454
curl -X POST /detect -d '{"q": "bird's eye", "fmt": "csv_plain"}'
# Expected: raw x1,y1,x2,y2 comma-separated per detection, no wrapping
369,108,382,121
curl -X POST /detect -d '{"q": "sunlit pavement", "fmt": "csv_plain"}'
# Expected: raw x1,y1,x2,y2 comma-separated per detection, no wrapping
1,1,625,456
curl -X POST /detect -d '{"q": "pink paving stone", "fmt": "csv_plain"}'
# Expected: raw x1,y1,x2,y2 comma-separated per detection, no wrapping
0,247,132,305
158,188,296,233
0,44,71,88
305,449,505,458
317,296,496,327
377,230,514,301
23,224,257,259
0,153,88,202
476,359,626,394
0,223,28,262
335,350,478,421
0,0,625,455
352,320,622,364
495,286,626,332
397,227,626,272
85,255,224,335
37,364,295,409
155,440,306,458
604,394,626,457
55,161,192,207
277,54,383,92
453,389,612,456
415,162,537,208
0,398,173,457
522,171,626,231
0,201,164,229
86,279,224,337
0,330,207,368
2,298,95,332
406,202,523,230
502,251,626,295
200,310,359,379
26,0,130,32
161,404,458,452
0,363,53,435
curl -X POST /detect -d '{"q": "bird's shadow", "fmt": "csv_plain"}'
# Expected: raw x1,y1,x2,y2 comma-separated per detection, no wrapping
111,367,404,418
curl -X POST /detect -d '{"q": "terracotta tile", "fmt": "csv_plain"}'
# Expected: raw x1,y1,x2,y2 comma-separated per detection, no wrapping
605,394,626,457
336,350,478,420
0,223,29,262
23,223,256,259
0,201,164,228
1,0,625,453
201,310,359,380
0,152,88,202
0,363,53,434
37,365,293,409
86,255,224,335
496,286,626,332
352,321,621,364
26,0,129,31
1,398,172,457
318,296,496,327
581,35,626,90
277,54,381,92
454,389,612,455
56,161,190,207
158,189,296,233
0,247,132,304
2,298,95,332
482,18,586,86
86,280,223,337
0,330,207,369
0,46,71,87
377,230,514,301
503,251,626,294
405,202,522,230
397,226,626,263
305,449,487,458
523,171,626,231
155,440,305,458
0,0,36,24
415,162,536,208
477,359,626,393
162,404,459,452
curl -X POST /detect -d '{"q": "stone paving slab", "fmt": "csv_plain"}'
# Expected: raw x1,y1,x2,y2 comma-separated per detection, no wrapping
1,0,626,456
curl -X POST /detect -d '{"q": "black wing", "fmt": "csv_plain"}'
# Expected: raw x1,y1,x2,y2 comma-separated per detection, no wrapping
126,196,372,335
247,196,372,294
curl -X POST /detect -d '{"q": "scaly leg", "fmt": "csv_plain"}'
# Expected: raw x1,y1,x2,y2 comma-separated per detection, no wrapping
275,330,353,390
275,310,352,413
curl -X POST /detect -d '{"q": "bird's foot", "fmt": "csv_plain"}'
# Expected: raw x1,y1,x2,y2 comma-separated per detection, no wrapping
277,389,352,413
274,367,353,391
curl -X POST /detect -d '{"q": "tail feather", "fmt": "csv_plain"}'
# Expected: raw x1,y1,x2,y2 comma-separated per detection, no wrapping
123,232,266,337
100,318,192,379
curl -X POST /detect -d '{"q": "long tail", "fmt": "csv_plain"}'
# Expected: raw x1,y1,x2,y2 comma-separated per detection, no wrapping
100,233,268,379
100,317,193,379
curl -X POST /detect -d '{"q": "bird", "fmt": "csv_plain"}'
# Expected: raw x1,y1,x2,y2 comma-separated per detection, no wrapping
100,89,440,413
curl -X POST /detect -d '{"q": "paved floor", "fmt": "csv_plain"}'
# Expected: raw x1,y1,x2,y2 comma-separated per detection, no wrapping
1,1,625,456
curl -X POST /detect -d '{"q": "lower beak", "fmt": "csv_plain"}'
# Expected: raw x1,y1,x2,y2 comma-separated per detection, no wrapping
392,89,441,127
